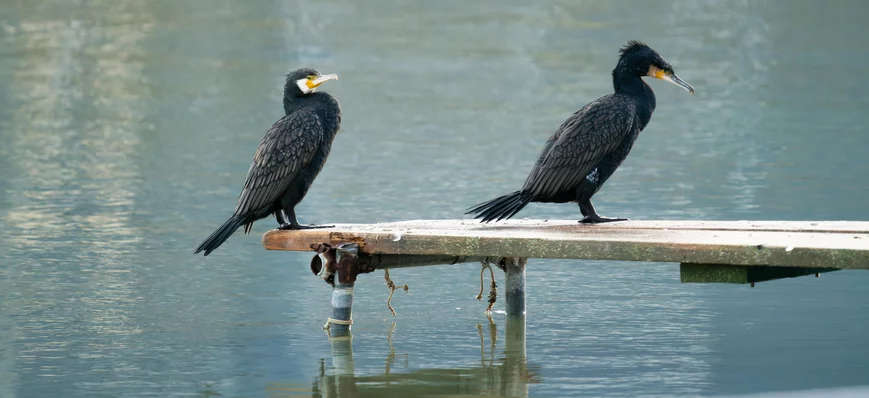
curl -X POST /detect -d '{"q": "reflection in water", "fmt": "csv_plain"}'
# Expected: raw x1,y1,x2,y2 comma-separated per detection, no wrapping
311,316,539,398
1,0,868,396
384,322,409,376
0,312,13,398
0,0,155,391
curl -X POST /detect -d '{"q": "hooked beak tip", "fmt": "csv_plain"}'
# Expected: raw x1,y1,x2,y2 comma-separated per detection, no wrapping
311,73,339,88
667,73,694,95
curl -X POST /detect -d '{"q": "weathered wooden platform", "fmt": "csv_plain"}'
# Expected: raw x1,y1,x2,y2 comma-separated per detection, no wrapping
264,219,869,336
263,219,869,269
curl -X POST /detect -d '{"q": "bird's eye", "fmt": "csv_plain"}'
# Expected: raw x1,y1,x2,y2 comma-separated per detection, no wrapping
307,75,316,80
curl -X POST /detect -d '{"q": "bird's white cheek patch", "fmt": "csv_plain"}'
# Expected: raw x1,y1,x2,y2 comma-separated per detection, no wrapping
296,78,312,94
647,65,664,79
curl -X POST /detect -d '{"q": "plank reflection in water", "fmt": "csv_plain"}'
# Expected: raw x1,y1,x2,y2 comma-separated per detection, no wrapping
313,315,539,397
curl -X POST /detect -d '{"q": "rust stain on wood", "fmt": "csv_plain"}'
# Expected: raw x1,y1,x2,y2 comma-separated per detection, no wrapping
328,232,366,248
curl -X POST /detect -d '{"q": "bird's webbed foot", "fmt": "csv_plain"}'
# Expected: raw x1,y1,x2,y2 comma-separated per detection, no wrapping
579,214,629,224
577,199,628,224
278,223,334,230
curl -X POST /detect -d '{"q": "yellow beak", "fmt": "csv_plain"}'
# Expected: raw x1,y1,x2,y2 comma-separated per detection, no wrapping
307,73,338,89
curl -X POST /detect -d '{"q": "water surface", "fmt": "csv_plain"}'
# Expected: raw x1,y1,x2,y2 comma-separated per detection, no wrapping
1,1,868,397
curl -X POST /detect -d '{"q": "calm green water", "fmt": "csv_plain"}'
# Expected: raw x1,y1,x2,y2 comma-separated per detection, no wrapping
1,1,868,397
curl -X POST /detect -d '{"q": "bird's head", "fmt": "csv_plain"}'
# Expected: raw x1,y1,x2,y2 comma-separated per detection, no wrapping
615,40,694,94
284,68,338,98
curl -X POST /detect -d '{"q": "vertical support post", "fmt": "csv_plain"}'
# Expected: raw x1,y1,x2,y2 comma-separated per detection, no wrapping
504,257,527,315
329,276,354,337
321,243,366,338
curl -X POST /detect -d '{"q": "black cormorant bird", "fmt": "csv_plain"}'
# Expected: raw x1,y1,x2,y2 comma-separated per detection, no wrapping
194,68,341,256
467,41,693,223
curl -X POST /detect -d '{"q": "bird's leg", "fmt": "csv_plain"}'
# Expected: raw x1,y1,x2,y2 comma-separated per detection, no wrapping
277,209,298,230
277,209,294,230
277,208,334,230
578,198,628,224
273,209,286,225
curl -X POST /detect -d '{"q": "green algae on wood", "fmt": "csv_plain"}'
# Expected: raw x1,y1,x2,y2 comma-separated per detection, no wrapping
679,263,839,284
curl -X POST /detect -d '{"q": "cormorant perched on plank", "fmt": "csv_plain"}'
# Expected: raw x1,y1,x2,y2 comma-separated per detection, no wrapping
467,41,693,223
194,68,341,256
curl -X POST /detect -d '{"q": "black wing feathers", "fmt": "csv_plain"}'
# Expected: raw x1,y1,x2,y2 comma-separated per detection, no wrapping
522,95,634,199
234,109,323,218
466,95,636,222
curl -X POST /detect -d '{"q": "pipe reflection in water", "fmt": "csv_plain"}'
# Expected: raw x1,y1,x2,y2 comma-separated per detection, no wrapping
312,316,539,397
504,315,528,397
315,331,358,398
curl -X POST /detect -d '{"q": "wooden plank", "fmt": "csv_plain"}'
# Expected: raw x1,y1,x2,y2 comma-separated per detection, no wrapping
262,219,869,269
576,220,869,233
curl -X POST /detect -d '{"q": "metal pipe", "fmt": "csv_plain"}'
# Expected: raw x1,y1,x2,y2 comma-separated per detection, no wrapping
326,243,361,337
362,254,489,269
503,257,527,315
311,252,334,279
310,243,336,281
328,278,354,337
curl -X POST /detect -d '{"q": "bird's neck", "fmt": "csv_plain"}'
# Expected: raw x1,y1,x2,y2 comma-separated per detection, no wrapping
283,95,302,114
283,89,316,114
612,72,656,131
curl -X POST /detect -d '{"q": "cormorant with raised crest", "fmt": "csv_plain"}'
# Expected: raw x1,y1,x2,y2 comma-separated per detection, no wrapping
467,41,693,223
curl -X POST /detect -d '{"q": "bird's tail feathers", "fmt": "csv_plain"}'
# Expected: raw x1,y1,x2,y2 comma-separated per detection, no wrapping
194,215,245,256
465,190,531,223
